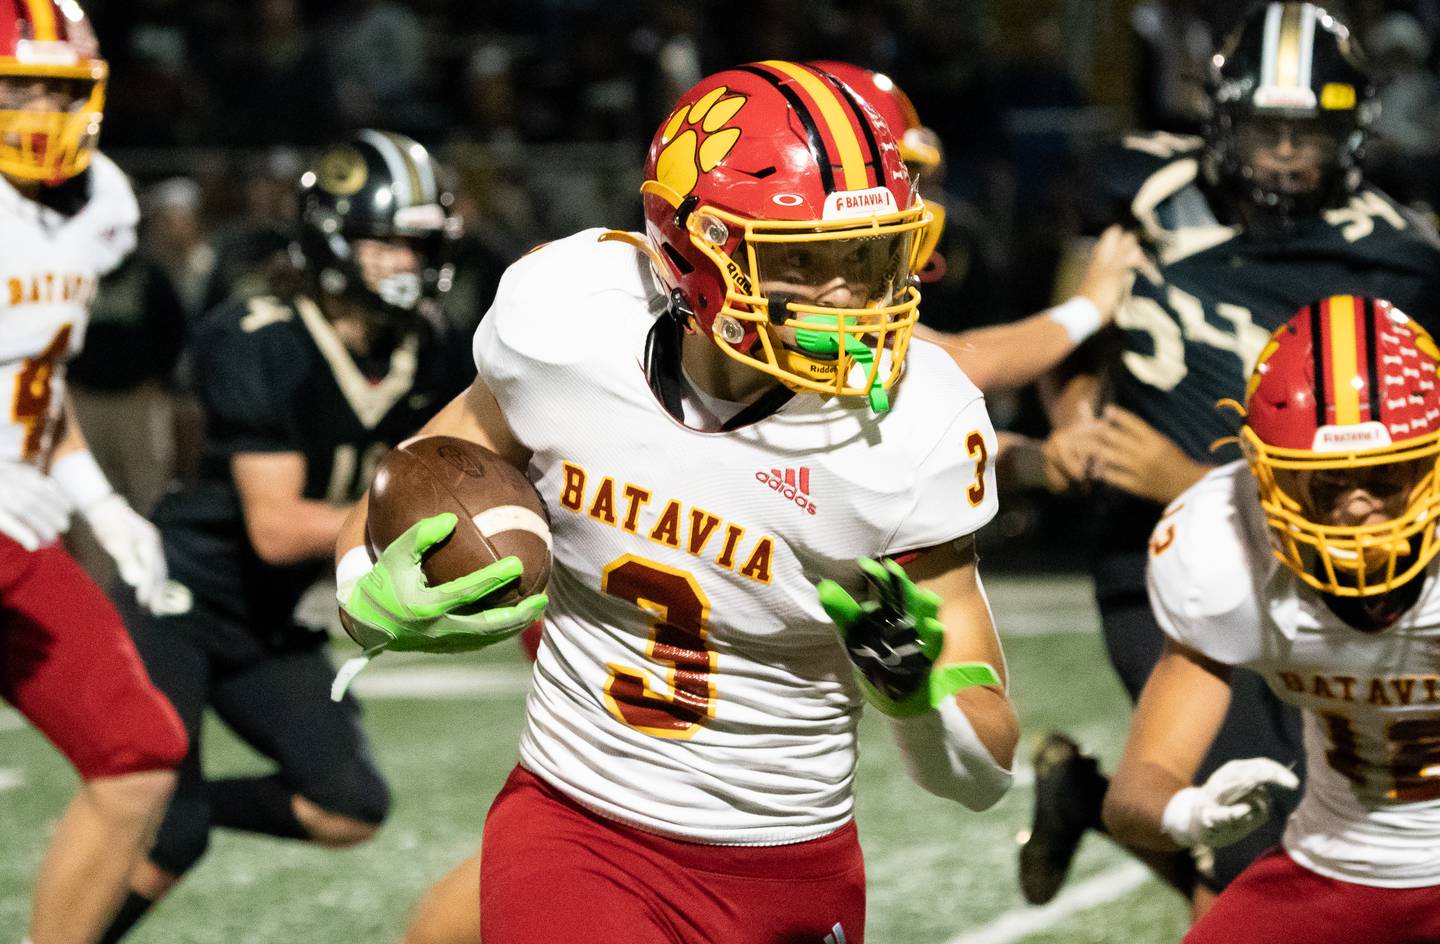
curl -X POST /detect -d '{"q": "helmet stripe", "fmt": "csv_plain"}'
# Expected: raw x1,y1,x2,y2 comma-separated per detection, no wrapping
1276,3,1302,88
1327,294,1361,425
1363,295,1381,421
824,75,886,186
357,129,414,206
382,129,429,203
1260,3,1282,88
1297,3,1317,89
762,60,868,191
24,0,57,41
736,64,836,194
1268,2,1316,90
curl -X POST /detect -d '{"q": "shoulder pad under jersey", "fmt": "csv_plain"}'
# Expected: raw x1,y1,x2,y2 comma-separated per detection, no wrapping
1146,461,1273,666
82,152,139,276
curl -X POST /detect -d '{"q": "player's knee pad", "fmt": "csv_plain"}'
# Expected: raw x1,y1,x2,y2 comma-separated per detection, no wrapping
148,795,211,876
301,755,391,827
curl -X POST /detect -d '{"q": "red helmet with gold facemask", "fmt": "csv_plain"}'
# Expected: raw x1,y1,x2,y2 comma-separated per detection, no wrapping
640,61,931,412
0,0,106,184
1241,296,1440,597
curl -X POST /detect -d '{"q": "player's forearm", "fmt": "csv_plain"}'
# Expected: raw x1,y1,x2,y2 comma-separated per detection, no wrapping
245,499,354,567
337,503,368,566
50,391,91,462
925,302,1098,393
890,552,1017,808
1045,370,1101,429
1102,760,1186,851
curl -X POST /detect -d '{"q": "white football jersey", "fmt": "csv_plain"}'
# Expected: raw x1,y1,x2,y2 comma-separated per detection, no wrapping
474,229,999,845
0,153,138,465
1149,461,1440,887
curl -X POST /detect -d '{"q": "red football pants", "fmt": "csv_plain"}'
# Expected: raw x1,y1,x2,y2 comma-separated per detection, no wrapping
481,765,866,944
1187,846,1440,944
0,536,186,779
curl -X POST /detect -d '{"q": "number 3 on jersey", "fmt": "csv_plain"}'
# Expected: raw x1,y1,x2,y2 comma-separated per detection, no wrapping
602,555,717,739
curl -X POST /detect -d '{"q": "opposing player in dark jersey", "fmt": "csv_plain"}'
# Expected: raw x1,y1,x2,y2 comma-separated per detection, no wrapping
98,131,473,942
1019,0,1440,917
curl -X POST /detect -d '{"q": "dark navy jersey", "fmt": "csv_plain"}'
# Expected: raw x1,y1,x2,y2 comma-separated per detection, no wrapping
154,294,473,640
1090,132,1440,584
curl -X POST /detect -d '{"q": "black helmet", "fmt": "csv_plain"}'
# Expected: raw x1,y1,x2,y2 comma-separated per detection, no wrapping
294,130,459,319
1203,2,1375,224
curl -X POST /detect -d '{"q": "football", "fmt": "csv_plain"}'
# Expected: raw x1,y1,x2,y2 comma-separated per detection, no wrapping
365,435,551,604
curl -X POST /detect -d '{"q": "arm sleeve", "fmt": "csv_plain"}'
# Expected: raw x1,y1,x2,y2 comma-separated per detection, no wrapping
887,698,1013,811
884,394,999,555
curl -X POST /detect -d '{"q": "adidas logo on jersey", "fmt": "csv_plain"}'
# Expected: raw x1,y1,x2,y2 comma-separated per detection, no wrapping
755,466,818,515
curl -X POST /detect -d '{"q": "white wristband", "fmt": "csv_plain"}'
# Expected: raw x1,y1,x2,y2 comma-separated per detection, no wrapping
336,545,373,602
49,450,114,512
1048,296,1103,345
1160,786,1202,847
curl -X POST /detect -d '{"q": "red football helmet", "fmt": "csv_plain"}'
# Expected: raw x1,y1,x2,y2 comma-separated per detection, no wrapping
808,62,941,183
1240,295,1440,596
641,61,931,411
0,0,106,184
810,61,945,280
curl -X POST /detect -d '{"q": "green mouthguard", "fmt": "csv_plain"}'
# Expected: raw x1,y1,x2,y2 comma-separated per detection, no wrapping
793,314,890,413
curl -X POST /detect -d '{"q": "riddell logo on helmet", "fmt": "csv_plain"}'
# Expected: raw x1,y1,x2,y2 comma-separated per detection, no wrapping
1312,422,1392,452
755,466,818,514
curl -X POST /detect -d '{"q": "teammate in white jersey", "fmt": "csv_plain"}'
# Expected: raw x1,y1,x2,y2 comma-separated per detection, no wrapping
336,61,1019,944
0,4,188,943
1104,295,1440,942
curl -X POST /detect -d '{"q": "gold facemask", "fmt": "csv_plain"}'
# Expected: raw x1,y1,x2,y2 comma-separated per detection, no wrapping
0,60,107,183
1242,424,1440,597
684,202,931,412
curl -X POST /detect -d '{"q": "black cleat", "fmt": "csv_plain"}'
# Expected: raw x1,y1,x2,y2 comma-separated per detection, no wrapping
1018,732,1106,905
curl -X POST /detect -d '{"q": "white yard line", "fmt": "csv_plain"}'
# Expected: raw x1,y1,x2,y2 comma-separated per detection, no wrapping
942,861,1151,944
0,768,25,791
0,708,23,732
350,664,530,699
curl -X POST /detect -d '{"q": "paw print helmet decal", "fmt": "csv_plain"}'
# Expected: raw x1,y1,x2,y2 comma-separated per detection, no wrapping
1237,295,1440,597
641,60,932,410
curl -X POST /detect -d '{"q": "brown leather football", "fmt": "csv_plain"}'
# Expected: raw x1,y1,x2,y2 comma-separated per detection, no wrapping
365,435,551,604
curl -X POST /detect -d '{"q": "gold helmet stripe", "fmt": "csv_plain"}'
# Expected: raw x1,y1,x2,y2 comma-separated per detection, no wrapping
1327,294,1362,425
761,60,867,191
1262,2,1317,90
382,130,426,204
24,0,58,42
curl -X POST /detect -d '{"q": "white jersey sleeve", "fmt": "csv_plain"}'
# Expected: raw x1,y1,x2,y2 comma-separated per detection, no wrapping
473,229,664,413
1146,461,1270,666
80,153,140,276
882,356,998,555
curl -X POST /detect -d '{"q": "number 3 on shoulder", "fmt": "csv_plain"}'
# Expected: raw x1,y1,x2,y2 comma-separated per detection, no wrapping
966,430,988,507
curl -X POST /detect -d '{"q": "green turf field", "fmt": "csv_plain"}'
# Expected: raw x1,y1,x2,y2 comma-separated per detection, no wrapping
0,575,1191,943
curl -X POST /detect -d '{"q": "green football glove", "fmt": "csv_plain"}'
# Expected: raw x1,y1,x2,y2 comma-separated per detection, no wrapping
331,513,547,701
817,557,998,717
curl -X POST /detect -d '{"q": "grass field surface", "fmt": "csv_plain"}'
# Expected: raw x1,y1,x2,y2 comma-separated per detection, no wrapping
0,575,1191,943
